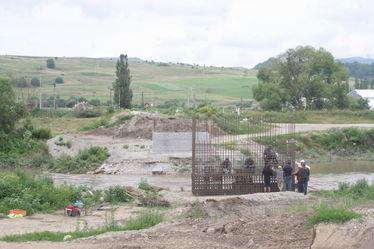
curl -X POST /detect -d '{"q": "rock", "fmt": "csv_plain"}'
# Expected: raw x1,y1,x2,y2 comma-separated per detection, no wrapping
63,235,72,241
206,227,215,234
247,239,255,247
152,169,164,175
125,186,146,196
151,185,169,192
224,223,236,233
93,168,105,174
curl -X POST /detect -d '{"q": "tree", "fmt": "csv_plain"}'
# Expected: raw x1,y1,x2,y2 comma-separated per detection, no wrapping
55,77,64,84
30,77,40,87
254,46,349,110
15,77,28,88
46,58,55,69
0,78,27,133
113,54,133,108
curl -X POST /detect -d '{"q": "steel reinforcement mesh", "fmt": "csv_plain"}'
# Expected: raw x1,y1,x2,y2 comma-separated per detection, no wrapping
192,115,296,196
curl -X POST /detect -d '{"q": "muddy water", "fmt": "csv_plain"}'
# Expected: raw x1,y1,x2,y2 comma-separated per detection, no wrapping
50,160,374,192
51,173,192,192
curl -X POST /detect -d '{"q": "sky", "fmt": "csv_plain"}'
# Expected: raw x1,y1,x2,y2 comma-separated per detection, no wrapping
0,0,373,68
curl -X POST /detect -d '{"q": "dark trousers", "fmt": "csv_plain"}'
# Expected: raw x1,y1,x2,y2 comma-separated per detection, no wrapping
297,181,304,193
299,180,308,195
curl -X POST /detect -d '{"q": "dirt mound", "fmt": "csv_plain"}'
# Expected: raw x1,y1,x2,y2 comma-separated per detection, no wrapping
311,207,374,249
84,126,117,137
116,116,217,139
185,197,259,219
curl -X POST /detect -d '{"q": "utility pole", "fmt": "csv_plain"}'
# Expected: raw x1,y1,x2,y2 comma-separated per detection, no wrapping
141,91,144,108
53,83,56,109
191,88,196,109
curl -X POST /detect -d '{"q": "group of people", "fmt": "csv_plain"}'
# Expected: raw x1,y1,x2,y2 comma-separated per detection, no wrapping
262,159,310,195
220,145,310,195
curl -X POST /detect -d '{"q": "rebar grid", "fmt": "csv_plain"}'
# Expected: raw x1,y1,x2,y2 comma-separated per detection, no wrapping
192,115,296,196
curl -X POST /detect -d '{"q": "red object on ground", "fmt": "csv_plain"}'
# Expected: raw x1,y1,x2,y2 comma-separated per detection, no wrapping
9,209,27,216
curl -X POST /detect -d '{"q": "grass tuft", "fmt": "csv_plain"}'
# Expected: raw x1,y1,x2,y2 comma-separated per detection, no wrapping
307,206,363,225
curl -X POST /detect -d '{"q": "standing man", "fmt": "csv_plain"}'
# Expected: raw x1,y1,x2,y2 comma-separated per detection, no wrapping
262,165,274,192
299,161,310,195
283,160,293,191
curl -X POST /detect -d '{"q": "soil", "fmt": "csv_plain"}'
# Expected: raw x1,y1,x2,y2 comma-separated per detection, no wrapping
1,190,373,249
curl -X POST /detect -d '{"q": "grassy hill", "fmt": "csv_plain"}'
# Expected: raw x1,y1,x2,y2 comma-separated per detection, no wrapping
0,55,257,106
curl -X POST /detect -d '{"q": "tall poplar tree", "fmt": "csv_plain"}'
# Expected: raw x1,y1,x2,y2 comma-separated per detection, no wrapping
113,54,132,108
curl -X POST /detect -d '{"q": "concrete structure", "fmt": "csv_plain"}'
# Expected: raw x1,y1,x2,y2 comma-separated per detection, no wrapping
152,132,208,153
348,90,374,110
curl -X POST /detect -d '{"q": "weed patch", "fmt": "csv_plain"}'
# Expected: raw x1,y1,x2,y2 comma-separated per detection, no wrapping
0,210,163,242
47,146,109,173
307,206,363,225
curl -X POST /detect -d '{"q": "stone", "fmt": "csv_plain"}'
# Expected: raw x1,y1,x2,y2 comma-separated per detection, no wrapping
63,235,73,241
206,227,215,234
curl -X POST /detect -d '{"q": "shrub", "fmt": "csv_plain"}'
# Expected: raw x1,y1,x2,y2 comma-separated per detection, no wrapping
48,146,109,173
104,186,132,203
107,106,115,114
138,179,155,193
124,210,163,230
307,206,363,225
137,192,161,207
31,128,52,140
46,58,55,69
55,77,64,84
192,200,204,219
73,109,102,118
0,169,83,215
79,118,109,131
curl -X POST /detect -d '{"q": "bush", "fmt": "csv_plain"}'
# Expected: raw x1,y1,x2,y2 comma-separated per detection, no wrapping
48,146,109,173
0,132,49,160
124,210,163,230
55,77,64,84
0,169,82,215
79,118,109,131
104,186,132,203
46,58,55,69
138,179,155,193
307,206,363,225
31,128,52,140
73,109,102,118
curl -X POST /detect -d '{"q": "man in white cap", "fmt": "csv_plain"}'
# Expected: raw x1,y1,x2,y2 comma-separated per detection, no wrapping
300,160,310,171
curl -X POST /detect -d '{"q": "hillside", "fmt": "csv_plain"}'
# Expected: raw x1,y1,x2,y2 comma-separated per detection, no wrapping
0,55,257,106
338,57,374,64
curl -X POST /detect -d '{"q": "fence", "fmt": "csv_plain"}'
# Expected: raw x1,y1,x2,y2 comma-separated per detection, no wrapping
191,115,296,196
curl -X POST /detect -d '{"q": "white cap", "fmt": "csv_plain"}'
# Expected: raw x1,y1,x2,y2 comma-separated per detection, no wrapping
300,160,305,163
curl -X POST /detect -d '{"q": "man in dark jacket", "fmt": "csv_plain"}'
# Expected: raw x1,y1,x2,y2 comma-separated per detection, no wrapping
283,161,293,191
298,162,310,195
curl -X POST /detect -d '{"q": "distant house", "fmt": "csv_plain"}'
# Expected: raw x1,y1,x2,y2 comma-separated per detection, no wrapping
348,90,374,110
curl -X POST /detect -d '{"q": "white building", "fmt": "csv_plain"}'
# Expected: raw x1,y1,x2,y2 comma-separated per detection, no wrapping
348,90,374,110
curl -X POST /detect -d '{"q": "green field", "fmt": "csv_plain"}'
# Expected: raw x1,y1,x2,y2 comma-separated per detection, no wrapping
0,55,257,106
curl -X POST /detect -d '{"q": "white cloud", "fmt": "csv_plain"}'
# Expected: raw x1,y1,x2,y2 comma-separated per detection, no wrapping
0,0,373,67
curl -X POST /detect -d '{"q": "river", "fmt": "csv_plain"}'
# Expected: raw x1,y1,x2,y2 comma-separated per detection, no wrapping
48,160,374,192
